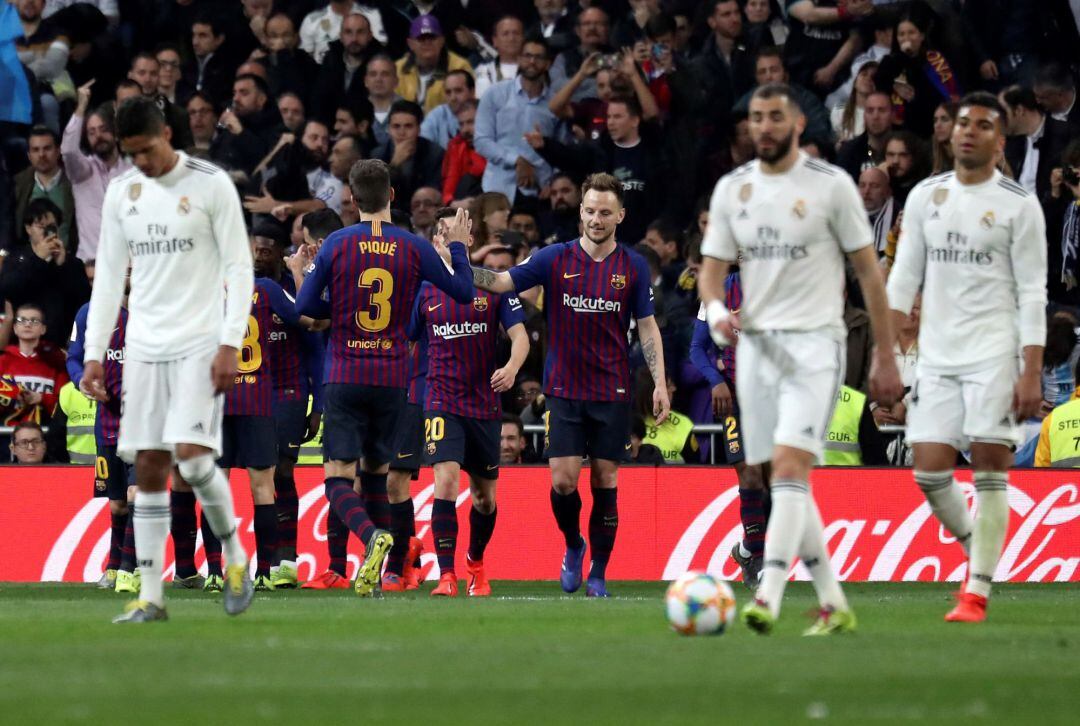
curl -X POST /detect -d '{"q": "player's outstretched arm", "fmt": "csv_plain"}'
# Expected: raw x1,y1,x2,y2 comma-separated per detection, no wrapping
637,314,670,424
83,182,130,401
492,322,529,393
849,245,904,408
1011,196,1049,419
471,266,515,293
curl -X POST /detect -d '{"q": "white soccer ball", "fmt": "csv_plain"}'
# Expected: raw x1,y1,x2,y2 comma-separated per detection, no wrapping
665,571,737,636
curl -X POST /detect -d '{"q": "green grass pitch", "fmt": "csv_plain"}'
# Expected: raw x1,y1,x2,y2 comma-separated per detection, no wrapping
1,582,1078,724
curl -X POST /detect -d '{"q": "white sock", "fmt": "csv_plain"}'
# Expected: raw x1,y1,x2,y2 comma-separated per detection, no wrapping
133,490,169,607
738,542,752,559
755,480,807,618
179,455,247,567
914,470,973,554
966,472,1009,598
799,496,849,613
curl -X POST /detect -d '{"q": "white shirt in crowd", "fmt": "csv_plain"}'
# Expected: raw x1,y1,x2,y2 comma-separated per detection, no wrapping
887,171,1048,373
85,153,253,364
474,60,519,97
1018,117,1044,195
702,152,873,337
300,2,387,64
307,168,343,214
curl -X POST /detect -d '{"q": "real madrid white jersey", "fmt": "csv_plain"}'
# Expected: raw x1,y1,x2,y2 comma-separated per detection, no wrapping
701,152,872,336
887,170,1048,373
85,152,254,364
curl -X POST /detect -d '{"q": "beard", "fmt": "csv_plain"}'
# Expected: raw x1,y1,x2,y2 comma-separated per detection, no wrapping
92,139,115,158
755,129,795,164
583,225,614,245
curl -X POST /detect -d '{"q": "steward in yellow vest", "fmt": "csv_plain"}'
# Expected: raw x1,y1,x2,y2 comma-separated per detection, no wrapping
57,381,96,464
297,394,324,465
643,410,698,463
1035,389,1080,467
824,385,888,466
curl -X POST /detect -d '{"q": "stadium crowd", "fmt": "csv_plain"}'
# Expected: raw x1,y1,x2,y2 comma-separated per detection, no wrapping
1,0,1080,467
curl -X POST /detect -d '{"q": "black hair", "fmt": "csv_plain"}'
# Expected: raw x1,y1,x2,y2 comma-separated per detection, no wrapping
25,197,63,226
1035,62,1076,93
998,86,1039,114
192,12,225,37
521,33,549,57
234,73,270,97
337,95,374,125
445,68,475,90
1046,313,1078,368
130,51,158,69
349,159,392,213
388,99,424,124
501,411,524,436
647,218,681,245
301,208,344,240
645,13,676,40
607,94,642,118
28,124,59,146
116,95,167,139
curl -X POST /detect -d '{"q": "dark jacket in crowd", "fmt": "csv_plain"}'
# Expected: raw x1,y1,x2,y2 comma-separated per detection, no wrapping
312,38,384,124
210,103,287,178
0,248,91,347
372,138,445,213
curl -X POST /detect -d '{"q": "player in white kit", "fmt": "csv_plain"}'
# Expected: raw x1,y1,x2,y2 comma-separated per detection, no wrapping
698,84,903,635
886,92,1047,623
81,97,256,623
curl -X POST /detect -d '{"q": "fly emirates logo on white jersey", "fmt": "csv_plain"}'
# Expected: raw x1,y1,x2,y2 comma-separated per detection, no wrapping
741,225,808,261
926,231,994,266
126,223,195,258
563,294,621,313
432,321,488,340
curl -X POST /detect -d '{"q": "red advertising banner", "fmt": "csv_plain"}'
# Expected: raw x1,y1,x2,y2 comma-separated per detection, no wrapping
1,467,1078,583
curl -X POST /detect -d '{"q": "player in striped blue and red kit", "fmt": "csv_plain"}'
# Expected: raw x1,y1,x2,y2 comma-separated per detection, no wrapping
411,272,528,597
252,226,326,589
68,297,136,592
471,173,670,597
295,159,475,596
689,268,771,588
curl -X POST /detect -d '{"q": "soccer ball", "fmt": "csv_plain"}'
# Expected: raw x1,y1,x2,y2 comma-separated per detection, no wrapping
665,572,736,636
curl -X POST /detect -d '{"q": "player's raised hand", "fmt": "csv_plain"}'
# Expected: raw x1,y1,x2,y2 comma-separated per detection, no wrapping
80,360,109,402
76,79,95,115
491,364,518,393
444,206,473,247
711,381,732,419
869,351,904,408
1013,369,1042,419
211,345,239,395
653,382,671,425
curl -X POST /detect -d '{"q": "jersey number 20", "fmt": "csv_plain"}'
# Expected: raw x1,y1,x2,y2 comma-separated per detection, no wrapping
356,267,394,333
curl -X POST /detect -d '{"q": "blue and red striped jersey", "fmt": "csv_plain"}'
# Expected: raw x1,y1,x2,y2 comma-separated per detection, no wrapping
508,240,653,402
226,278,299,416
406,335,428,406
68,303,127,445
411,284,525,420
722,270,742,382
295,220,474,387
261,275,325,410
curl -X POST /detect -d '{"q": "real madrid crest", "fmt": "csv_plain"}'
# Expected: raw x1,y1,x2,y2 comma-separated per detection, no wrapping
792,199,807,219
932,187,948,205
178,196,191,215
610,273,626,290
980,211,995,229
473,296,489,312
129,183,141,201
738,183,753,203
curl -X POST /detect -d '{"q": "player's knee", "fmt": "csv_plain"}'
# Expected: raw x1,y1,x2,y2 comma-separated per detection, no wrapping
177,453,216,488
770,447,814,481
109,499,129,516
471,487,496,513
737,463,764,489
589,467,617,489
275,459,295,481
551,478,577,495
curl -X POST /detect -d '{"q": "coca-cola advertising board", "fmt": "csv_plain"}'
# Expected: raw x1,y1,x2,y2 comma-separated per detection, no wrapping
2,467,1078,583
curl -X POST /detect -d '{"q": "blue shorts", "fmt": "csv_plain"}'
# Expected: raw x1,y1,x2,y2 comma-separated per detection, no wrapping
94,444,133,500
423,411,500,480
273,397,308,463
544,396,631,462
390,403,424,476
218,415,277,470
720,413,746,465
322,383,406,466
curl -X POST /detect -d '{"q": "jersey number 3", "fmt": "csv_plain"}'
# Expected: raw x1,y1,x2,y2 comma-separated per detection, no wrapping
356,267,394,333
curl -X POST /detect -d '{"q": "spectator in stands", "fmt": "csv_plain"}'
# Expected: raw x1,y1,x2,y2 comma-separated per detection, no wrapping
410,187,441,240
823,385,889,466
859,166,894,255
329,133,363,185
511,374,543,423
210,73,286,180
473,16,524,98
1035,63,1080,134
333,97,376,154
1033,354,1080,468
500,412,538,464
420,68,474,150
114,77,140,104
962,0,1043,89
260,13,320,108
784,0,872,92
875,9,961,139
185,91,217,159
676,0,754,137
1001,85,1070,199
8,421,49,464
469,192,512,261
837,90,894,180
154,43,189,106
530,0,575,57
734,47,833,148
277,91,305,133
508,208,541,248
611,0,658,49
1045,138,1080,311
550,7,613,104
643,218,685,290
931,101,957,174
13,126,76,253
629,415,666,464
479,243,516,271
373,100,443,213
0,302,68,425
441,98,485,203
188,14,236,109
127,52,193,150
825,13,890,112
1042,312,1078,411
538,172,580,245
299,0,386,65
364,54,401,148
882,130,927,208
395,15,471,115
634,370,695,463
549,45,660,137
830,61,878,146
15,0,67,132
474,35,561,201
312,12,382,124
61,82,131,262
742,0,788,48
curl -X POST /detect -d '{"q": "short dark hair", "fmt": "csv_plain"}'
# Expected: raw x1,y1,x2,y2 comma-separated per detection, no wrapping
186,90,216,112
130,51,158,69
755,45,785,65
192,12,224,37
116,95,167,138
301,208,344,240
434,206,457,221
581,172,624,205
962,90,1011,130
634,242,661,273
607,95,642,118
1035,62,1075,93
1000,86,1039,113
446,68,475,90
25,197,63,226
645,13,676,40
338,96,374,125
28,125,59,146
349,159,393,213
522,33,549,57
455,98,479,115
647,218,681,244
153,42,181,57
335,133,364,156
235,73,270,97
501,411,524,436
388,99,423,124
12,420,44,438
115,78,142,95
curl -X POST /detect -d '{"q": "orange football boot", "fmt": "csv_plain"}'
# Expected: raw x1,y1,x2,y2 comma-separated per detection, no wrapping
431,572,458,597
402,537,424,590
381,573,406,592
466,556,491,597
301,570,350,590
945,591,988,622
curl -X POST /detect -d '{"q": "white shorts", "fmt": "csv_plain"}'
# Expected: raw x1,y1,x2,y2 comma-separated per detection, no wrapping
735,330,846,466
906,358,1019,449
117,348,224,463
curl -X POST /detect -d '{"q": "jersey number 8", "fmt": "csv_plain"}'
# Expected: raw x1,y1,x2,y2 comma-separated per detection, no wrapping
238,315,263,373
356,267,394,333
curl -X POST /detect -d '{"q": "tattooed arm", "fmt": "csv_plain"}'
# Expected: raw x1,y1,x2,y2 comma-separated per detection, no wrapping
636,314,670,424
471,266,516,293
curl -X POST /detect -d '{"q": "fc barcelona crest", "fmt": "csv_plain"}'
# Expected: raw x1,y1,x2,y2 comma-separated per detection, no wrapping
473,297,489,311
426,441,437,456
610,274,626,290
128,183,141,201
